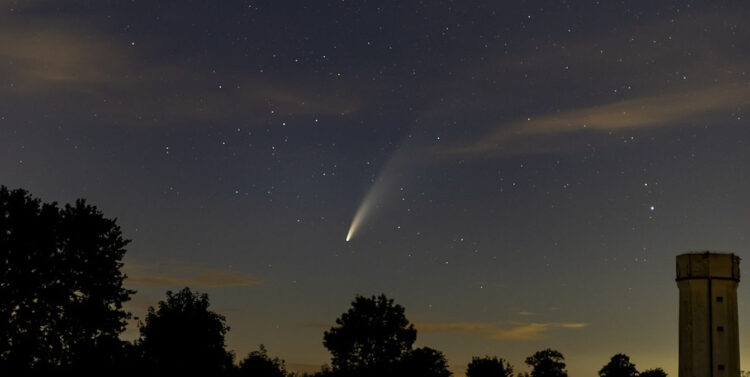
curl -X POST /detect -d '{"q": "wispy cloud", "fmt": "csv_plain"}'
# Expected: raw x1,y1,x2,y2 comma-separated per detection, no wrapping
417,5,750,123
124,262,261,288
448,83,750,157
559,323,586,329
0,22,360,125
0,28,130,91
407,7,750,159
303,320,586,341
416,321,587,341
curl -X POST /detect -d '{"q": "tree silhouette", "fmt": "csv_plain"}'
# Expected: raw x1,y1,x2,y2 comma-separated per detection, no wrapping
237,345,287,377
399,347,452,377
599,354,638,377
640,368,667,377
0,186,133,373
138,287,234,375
525,349,567,377
323,294,417,374
467,356,514,377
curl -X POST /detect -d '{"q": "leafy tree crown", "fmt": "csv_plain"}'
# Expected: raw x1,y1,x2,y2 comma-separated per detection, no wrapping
599,354,638,377
323,294,417,372
467,356,514,377
0,186,133,372
524,349,567,377
138,287,233,374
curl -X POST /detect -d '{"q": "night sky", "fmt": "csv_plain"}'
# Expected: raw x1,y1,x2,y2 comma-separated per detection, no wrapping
2,0,750,375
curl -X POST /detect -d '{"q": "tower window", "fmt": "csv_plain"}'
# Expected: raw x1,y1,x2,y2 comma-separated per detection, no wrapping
718,364,725,371
716,296,724,302
717,326,724,332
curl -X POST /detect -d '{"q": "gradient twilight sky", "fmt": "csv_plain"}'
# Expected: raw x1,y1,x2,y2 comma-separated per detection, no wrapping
2,0,750,375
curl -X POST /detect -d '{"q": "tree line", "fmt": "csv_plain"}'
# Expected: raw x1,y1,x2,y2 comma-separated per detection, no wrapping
1,186,668,376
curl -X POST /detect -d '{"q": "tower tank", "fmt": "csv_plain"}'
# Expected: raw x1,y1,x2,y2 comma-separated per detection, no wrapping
676,252,740,377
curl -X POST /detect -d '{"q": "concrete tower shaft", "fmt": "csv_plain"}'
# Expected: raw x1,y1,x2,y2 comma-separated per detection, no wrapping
676,252,740,377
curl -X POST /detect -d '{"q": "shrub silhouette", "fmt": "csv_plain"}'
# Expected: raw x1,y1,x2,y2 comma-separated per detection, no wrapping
399,347,452,377
237,344,287,377
640,368,667,377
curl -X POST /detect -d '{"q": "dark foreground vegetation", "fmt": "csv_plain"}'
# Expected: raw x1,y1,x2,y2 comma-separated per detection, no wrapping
1,186,668,376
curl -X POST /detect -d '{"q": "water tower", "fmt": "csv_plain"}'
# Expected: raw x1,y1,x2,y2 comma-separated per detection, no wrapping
676,252,740,377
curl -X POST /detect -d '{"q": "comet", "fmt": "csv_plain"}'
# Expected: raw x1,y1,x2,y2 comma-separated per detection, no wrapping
345,194,374,242
345,148,407,242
